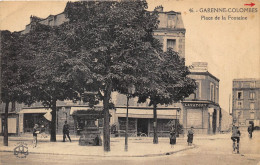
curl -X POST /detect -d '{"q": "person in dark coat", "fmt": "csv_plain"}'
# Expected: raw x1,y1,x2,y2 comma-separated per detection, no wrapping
94,135,100,146
187,127,194,146
63,121,71,142
248,124,253,138
170,127,176,147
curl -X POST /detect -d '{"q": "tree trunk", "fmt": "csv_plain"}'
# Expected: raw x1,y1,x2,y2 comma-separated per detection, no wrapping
125,96,129,151
50,100,57,142
4,101,9,146
103,83,112,152
153,103,158,144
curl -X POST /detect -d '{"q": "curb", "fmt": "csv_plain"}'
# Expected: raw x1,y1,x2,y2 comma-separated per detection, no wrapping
0,145,196,158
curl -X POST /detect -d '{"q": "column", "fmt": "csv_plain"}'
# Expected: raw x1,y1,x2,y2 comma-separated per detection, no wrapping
208,108,214,134
216,109,219,132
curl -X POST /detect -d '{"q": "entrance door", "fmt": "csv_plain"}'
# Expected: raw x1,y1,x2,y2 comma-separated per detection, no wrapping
137,118,148,135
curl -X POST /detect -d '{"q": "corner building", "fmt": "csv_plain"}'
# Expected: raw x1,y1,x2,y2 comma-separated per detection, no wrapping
232,78,260,128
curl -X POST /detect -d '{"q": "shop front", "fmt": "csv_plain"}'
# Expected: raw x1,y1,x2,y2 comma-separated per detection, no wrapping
115,107,180,137
19,108,52,134
182,101,221,134
0,112,19,136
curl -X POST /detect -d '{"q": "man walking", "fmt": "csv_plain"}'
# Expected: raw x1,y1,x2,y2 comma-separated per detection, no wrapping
248,124,253,138
63,121,71,142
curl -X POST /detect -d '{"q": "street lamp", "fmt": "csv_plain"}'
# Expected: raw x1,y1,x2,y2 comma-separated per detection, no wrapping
175,109,180,136
125,85,135,152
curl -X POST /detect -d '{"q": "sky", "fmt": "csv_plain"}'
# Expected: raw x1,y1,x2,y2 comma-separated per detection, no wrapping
0,0,259,113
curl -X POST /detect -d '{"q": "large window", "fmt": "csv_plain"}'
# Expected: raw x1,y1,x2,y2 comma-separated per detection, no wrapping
249,92,255,99
250,82,256,88
250,112,255,119
167,39,176,51
250,103,255,110
195,81,200,99
210,83,215,102
237,91,243,99
216,86,219,103
167,14,175,28
236,101,243,109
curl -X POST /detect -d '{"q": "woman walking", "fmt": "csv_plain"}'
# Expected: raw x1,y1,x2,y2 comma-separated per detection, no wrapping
187,126,194,146
170,127,176,147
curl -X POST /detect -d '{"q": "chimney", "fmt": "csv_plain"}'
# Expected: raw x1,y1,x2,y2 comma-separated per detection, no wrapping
154,5,163,12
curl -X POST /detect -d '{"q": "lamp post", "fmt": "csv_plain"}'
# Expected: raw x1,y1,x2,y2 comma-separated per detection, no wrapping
125,85,135,152
175,109,180,135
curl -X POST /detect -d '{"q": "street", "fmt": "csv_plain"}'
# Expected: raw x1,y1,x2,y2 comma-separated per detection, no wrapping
1,131,260,165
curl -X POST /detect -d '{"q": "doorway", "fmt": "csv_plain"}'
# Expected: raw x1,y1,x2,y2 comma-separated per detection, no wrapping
137,118,148,135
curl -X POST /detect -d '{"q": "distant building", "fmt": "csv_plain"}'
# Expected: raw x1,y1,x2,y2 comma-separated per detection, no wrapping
232,78,260,127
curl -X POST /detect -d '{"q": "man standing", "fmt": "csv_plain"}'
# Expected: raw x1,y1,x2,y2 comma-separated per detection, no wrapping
33,124,40,148
248,124,253,138
63,121,71,142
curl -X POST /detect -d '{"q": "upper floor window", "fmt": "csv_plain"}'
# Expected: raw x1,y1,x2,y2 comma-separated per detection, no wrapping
216,86,219,103
250,103,255,110
210,83,214,102
167,14,175,28
250,82,256,88
194,81,200,99
249,92,255,99
250,112,255,119
237,101,243,109
237,91,243,99
167,39,176,51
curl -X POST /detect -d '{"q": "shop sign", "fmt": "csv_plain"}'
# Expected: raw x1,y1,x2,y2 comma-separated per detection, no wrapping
183,103,208,107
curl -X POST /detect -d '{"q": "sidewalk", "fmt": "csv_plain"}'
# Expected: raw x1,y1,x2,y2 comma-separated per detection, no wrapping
0,135,196,157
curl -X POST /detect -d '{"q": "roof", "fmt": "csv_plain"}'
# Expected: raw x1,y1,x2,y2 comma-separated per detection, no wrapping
233,78,260,82
190,71,220,82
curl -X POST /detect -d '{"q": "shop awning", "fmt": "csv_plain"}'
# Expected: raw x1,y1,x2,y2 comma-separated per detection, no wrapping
70,107,91,115
19,108,51,114
116,108,180,119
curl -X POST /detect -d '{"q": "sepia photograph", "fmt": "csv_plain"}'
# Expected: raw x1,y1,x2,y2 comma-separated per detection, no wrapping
0,0,259,164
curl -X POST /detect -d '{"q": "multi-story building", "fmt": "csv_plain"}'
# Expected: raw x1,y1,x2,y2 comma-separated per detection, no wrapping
153,6,185,58
1,4,222,136
232,78,260,127
180,62,221,134
108,6,188,137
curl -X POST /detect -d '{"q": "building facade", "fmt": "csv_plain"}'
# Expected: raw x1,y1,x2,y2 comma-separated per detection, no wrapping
232,78,260,127
153,6,186,58
1,4,222,136
107,6,187,137
180,62,221,134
